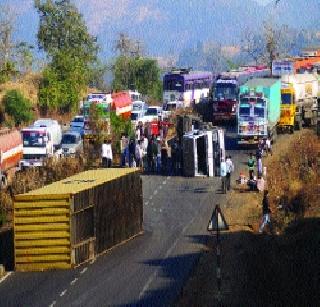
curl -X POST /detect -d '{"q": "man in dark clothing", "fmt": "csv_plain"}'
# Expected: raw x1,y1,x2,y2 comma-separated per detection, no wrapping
129,139,136,167
259,190,273,233
171,139,177,175
147,139,157,173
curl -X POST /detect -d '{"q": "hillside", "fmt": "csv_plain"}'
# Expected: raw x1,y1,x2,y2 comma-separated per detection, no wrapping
0,73,41,106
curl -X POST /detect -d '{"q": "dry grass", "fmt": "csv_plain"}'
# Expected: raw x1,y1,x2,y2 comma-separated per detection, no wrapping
265,130,320,230
0,73,41,106
0,156,86,227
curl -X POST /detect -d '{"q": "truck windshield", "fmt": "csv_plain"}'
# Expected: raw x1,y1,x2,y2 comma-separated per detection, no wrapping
164,104,176,111
132,104,142,111
146,108,158,116
281,93,292,104
62,134,77,144
215,84,237,100
254,107,264,117
131,113,138,120
22,132,47,147
239,106,250,116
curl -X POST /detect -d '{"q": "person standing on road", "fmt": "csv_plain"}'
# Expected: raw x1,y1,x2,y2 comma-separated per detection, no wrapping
129,139,136,167
101,139,112,168
220,158,227,194
259,190,273,233
265,137,272,156
135,140,143,167
248,152,255,180
225,155,234,191
257,156,263,178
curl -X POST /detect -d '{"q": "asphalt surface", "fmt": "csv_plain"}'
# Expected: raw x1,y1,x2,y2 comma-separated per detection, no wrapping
0,126,249,307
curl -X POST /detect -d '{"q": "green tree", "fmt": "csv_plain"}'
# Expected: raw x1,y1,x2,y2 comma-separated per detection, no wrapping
15,42,34,74
34,0,98,113
112,56,162,101
3,89,34,125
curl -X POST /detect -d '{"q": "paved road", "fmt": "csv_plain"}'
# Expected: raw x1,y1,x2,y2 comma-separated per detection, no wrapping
0,126,248,307
0,175,225,307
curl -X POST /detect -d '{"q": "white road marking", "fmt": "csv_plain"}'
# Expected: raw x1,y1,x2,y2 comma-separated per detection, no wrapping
162,180,167,185
138,214,197,299
166,176,170,180
159,185,162,190
60,290,67,297
153,190,158,195
0,272,12,284
80,267,88,275
144,201,149,205
149,195,153,200
48,301,56,307
70,277,78,285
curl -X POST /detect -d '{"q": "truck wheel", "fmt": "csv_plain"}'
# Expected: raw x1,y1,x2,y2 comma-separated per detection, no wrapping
290,126,294,134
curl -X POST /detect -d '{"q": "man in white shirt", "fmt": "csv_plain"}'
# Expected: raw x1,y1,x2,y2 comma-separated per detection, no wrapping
265,137,272,156
225,155,234,191
102,140,113,168
220,158,227,194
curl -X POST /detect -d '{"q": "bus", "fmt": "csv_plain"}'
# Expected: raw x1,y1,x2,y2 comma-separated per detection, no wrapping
163,69,213,107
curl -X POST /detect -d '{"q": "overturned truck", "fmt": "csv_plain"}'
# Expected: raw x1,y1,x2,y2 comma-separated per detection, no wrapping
182,126,225,177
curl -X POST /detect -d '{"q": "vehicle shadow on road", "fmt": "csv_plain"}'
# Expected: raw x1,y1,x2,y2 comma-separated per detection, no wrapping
124,252,203,307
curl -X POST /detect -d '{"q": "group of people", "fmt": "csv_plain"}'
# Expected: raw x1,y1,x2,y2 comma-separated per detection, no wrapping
101,119,183,175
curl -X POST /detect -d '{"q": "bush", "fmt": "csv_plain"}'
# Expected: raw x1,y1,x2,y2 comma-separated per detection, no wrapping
3,89,34,126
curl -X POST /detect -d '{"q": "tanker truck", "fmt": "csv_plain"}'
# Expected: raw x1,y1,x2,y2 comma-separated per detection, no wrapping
238,78,281,145
0,128,23,188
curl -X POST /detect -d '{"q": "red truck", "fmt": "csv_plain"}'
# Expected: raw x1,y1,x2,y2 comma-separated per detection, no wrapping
212,66,270,124
0,129,23,188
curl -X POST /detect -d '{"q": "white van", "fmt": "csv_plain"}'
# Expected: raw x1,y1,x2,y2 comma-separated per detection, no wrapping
143,106,162,122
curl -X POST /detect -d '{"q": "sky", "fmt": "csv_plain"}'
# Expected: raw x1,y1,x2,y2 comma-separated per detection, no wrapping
0,0,319,60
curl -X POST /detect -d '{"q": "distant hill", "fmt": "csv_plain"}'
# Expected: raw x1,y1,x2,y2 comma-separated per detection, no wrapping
10,0,320,59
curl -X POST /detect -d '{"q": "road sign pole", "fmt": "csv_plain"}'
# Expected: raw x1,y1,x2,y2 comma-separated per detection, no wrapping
207,203,228,306
216,205,222,306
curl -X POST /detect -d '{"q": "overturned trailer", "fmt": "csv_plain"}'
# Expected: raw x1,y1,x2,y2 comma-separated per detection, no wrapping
182,127,225,177
13,168,142,271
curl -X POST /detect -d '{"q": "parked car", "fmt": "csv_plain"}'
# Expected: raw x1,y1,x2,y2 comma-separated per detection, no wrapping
70,115,85,137
61,131,83,157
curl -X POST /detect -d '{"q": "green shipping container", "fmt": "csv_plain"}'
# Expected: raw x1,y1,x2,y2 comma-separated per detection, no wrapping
240,78,281,126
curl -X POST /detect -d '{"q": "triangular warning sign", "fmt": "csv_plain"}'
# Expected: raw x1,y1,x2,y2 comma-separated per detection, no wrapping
207,205,229,231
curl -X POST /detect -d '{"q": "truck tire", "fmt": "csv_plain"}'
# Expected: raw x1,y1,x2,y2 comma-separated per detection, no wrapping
290,126,294,134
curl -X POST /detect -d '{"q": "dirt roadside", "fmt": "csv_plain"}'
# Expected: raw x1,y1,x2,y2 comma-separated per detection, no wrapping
177,130,320,306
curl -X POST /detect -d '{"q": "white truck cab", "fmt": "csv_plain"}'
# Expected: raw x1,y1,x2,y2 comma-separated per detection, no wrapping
20,119,62,168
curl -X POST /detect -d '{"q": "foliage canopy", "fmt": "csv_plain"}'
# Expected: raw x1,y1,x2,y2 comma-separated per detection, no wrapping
112,56,162,102
3,89,34,125
34,0,98,113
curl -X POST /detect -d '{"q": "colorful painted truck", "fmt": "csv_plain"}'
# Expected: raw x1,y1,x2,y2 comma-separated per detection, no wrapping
279,74,318,131
0,129,23,188
211,66,270,123
83,92,132,137
238,78,281,145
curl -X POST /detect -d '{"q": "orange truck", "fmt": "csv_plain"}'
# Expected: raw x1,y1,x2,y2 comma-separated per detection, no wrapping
0,129,23,188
